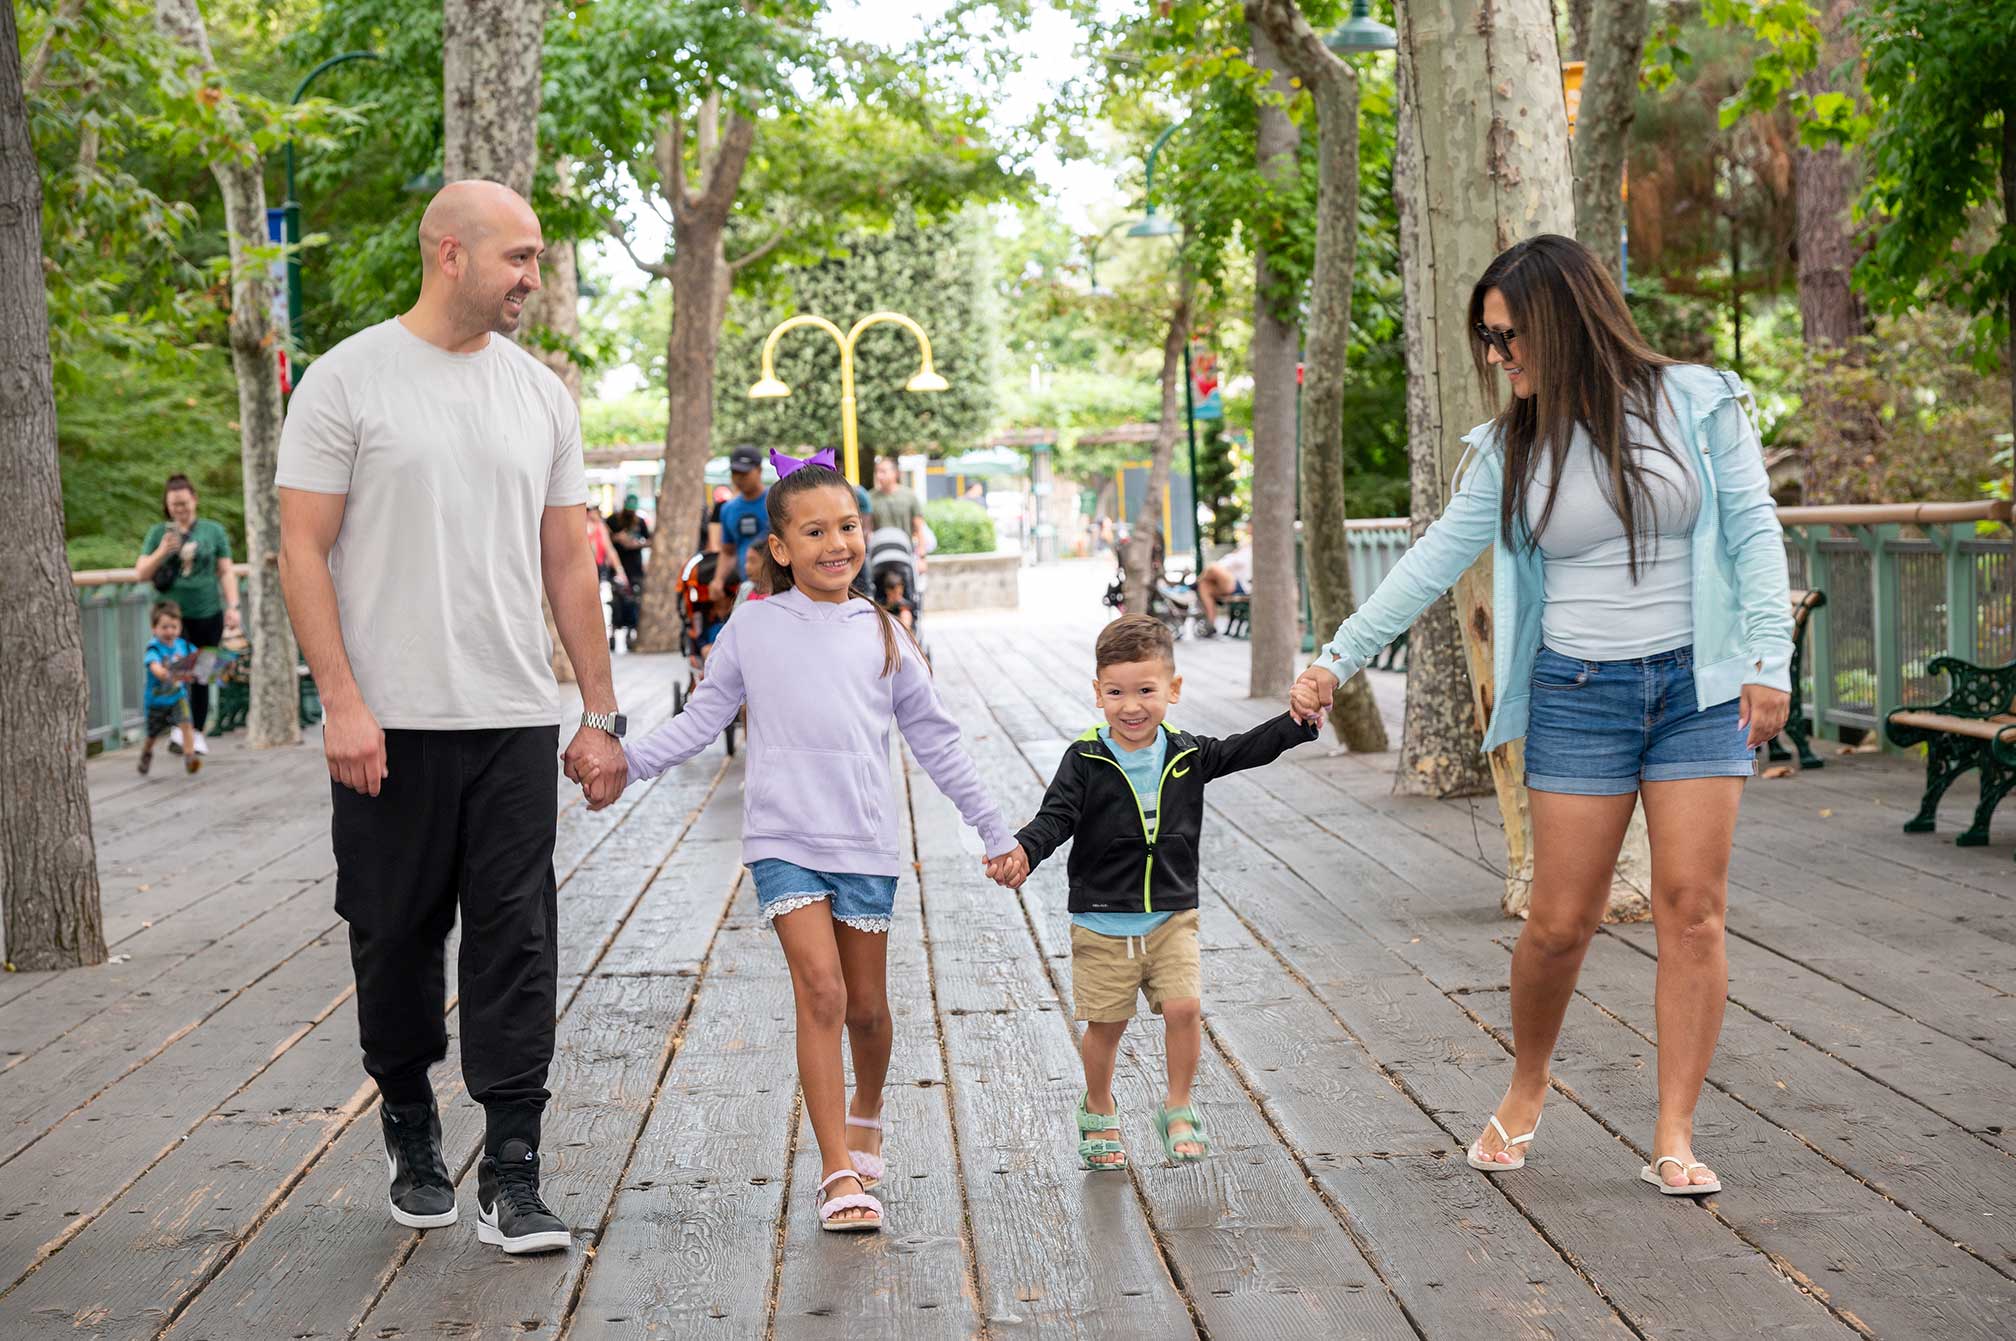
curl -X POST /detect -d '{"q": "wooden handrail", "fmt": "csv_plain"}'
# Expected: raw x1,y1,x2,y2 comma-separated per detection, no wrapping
72,569,145,588
1776,500,2012,527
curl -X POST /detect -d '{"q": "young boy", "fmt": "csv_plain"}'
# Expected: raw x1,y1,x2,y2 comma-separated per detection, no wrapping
987,615,1317,1168
140,600,202,776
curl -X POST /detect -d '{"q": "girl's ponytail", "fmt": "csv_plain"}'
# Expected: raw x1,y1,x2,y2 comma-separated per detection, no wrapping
765,462,923,679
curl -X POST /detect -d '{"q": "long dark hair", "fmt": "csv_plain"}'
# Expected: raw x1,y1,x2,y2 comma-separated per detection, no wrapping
764,464,913,678
1470,234,1681,578
162,473,197,519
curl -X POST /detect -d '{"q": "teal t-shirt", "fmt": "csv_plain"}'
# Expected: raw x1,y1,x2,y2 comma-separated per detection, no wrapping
143,637,193,708
141,517,232,621
1073,725,1175,939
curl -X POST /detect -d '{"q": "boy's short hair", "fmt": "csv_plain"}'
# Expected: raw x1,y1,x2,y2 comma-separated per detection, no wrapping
150,600,183,625
1095,614,1176,674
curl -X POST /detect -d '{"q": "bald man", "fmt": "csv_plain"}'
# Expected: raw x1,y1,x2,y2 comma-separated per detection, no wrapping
277,180,623,1255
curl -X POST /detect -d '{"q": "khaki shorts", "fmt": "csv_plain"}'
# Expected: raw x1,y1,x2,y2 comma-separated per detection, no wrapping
1070,909,1201,1023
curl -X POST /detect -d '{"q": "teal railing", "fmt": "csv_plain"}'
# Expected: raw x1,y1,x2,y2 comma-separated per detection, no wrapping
74,570,163,752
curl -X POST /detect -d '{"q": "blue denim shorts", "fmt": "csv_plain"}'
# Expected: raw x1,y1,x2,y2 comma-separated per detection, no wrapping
749,859,897,934
1524,646,1755,796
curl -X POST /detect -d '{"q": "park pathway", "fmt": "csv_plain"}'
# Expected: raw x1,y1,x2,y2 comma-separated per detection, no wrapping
1,562,2011,1339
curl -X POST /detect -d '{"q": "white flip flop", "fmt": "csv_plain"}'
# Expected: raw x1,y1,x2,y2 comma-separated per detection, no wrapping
1467,1112,1540,1172
1641,1155,1721,1196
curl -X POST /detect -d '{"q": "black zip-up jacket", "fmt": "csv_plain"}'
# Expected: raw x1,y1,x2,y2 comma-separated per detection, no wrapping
1014,712,1319,915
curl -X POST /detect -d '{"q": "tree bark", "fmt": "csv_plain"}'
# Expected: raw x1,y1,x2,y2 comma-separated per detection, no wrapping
1394,42,1492,799
1246,0,1386,751
1564,0,1593,61
1397,0,1576,914
1247,23,1303,700
442,0,544,195
634,103,756,654
0,6,104,971
1570,0,1650,285
155,0,298,751
1124,267,1194,618
1794,0,1868,349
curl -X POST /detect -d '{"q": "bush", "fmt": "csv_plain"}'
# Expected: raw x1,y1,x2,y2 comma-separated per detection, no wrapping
925,499,995,555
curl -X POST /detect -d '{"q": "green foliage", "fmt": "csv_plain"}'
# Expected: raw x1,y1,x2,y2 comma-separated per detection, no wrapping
58,347,246,570
713,213,999,455
923,499,995,555
581,392,667,451
1849,0,2016,369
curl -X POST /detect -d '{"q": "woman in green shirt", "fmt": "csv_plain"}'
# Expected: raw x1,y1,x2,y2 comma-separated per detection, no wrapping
136,474,240,750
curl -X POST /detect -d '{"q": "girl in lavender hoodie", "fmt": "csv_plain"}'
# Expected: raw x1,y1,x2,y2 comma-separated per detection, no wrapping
608,452,1018,1234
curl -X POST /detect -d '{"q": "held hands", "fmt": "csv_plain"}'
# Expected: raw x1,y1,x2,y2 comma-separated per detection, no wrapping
1738,683,1792,751
1289,663,1338,728
984,844,1030,890
564,726,628,811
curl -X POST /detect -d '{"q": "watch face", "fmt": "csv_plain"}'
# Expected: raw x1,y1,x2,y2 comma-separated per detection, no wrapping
611,713,627,737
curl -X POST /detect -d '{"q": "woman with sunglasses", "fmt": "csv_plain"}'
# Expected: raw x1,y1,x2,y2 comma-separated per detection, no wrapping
1290,234,1793,1197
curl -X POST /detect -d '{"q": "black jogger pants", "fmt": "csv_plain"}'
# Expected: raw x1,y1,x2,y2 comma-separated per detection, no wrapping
331,726,559,1154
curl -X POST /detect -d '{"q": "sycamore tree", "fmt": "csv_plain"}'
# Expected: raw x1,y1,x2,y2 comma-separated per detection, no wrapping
549,1,1028,652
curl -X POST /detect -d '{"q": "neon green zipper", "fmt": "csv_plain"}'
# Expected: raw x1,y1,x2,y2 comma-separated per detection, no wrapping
1087,738,1198,915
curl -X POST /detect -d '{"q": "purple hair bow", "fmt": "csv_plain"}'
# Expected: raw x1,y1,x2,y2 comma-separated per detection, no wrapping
769,447,837,478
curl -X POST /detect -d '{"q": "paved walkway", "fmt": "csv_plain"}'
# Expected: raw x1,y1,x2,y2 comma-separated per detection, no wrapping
2,562,2012,1339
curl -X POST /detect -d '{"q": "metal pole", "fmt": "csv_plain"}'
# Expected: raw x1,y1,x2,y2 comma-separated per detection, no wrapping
1181,342,1204,571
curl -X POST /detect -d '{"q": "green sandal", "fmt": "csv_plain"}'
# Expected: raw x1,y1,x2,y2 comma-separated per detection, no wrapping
1075,1094,1127,1171
1156,1103,1210,1164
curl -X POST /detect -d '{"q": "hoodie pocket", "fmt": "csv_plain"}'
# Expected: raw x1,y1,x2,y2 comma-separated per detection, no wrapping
746,746,879,843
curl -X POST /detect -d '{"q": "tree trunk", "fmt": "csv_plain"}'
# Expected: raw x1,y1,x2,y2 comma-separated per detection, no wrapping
1247,0,1387,752
1394,45,1492,799
0,7,104,971
523,238,584,401
2005,109,2015,445
1795,0,1868,349
1124,270,1194,618
155,0,298,751
1564,0,1593,60
1397,0,1576,914
1247,23,1303,700
442,0,544,195
1570,0,1650,285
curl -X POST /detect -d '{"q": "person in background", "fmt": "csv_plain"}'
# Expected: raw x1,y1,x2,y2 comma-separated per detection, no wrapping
138,600,202,777
135,474,240,754
605,493,650,594
713,445,770,601
869,455,928,558
1194,538,1253,637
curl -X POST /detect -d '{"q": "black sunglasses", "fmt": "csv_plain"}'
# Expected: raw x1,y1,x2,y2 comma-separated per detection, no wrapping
1473,323,1518,360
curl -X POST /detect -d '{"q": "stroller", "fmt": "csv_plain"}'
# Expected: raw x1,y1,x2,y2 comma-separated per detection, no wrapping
669,550,739,755
868,526,927,656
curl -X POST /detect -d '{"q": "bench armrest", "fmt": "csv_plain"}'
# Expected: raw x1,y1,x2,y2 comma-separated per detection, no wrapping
1896,656,2016,721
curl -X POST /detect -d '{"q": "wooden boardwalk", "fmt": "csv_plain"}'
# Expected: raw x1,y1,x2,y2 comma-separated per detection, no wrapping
3,562,2012,1339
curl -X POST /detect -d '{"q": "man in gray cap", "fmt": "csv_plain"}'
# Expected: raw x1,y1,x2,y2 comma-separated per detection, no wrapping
710,444,770,602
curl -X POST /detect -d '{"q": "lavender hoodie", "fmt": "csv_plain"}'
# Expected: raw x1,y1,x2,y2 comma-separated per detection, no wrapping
621,588,1014,876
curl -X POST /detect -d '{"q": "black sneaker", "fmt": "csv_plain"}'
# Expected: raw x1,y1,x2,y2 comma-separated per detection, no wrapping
476,1139,570,1254
381,1101,457,1229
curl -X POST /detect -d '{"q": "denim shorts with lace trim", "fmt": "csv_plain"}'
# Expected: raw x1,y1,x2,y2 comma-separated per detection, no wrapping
749,859,897,934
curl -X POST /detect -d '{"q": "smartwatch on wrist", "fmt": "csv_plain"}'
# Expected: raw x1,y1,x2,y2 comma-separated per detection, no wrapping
581,710,627,738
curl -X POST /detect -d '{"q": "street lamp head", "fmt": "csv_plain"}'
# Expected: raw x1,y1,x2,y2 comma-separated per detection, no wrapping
748,375,792,399
905,369,949,393
1128,212,1179,239
1325,0,1397,55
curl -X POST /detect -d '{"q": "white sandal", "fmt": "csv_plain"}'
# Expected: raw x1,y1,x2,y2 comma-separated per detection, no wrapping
1641,1155,1721,1196
815,1169,883,1232
1467,1112,1540,1172
846,1114,886,1189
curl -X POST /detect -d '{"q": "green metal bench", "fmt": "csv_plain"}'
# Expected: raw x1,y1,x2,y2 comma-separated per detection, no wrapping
1223,595,1250,639
1883,656,2016,855
1768,588,1827,771
211,660,323,736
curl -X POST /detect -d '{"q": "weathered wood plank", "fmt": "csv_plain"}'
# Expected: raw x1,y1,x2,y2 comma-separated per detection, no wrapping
1467,986,2016,1337
1567,933,2016,1270
567,884,795,1341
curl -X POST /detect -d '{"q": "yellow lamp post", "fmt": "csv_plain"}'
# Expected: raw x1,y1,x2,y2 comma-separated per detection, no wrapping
746,311,949,485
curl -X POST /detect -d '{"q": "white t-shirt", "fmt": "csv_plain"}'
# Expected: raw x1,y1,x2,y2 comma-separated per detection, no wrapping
1216,546,1253,588
276,318,587,729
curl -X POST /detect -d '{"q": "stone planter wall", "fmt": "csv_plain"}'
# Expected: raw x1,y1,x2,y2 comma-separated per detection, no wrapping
925,551,1020,612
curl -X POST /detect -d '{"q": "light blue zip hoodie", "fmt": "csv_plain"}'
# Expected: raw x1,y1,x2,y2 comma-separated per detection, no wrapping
1316,364,1795,752
621,587,1016,876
